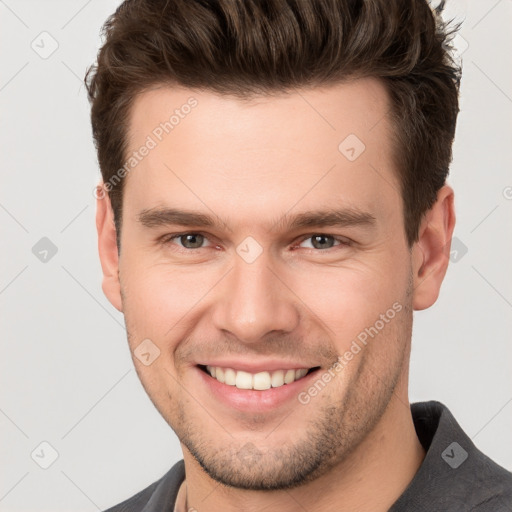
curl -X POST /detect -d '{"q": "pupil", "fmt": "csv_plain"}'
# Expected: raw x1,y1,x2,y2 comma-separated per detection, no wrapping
183,234,203,248
313,235,332,249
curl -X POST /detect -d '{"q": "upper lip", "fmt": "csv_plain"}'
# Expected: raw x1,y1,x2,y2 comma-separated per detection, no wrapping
197,360,320,373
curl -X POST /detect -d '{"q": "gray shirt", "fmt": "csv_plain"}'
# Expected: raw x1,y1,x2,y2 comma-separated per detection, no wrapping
104,401,512,511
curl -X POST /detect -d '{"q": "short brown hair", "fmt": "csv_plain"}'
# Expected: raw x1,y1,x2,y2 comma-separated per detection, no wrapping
85,0,461,250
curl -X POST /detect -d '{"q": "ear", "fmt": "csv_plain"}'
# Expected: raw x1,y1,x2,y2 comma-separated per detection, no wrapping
411,184,456,311
96,182,123,312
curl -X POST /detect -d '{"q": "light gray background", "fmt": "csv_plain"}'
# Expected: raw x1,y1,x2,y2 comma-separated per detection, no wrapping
1,0,511,510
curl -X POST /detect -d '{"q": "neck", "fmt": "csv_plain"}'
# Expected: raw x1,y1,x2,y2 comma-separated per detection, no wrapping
180,392,425,512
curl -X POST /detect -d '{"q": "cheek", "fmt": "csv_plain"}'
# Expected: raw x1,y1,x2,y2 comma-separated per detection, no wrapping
289,259,406,349
120,262,219,344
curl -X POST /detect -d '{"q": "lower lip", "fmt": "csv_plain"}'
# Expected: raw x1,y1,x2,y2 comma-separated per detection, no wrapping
195,366,321,413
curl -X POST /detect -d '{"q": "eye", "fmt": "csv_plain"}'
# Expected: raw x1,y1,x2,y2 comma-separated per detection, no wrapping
159,232,352,253
161,232,214,250
296,234,351,251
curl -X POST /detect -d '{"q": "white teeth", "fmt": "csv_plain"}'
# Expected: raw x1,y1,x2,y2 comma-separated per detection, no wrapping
235,371,253,389
215,367,225,383
205,366,312,390
295,368,308,379
224,368,236,386
253,372,271,390
271,370,284,387
284,369,295,384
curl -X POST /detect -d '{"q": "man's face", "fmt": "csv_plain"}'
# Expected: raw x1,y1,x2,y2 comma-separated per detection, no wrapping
108,78,418,489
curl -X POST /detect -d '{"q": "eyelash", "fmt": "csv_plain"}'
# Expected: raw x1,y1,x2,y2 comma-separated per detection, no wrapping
158,232,353,253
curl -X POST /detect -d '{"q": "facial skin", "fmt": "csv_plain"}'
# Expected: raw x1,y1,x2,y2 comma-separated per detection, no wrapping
96,77,455,511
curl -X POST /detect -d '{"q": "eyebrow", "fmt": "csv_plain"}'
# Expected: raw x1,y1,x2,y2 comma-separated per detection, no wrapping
137,206,377,233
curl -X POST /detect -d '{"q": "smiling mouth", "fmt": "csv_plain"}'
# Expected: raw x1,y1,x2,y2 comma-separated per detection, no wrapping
198,364,321,390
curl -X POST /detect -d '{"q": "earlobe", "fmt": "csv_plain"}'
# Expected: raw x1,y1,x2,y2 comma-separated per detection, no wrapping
96,182,123,312
412,185,456,311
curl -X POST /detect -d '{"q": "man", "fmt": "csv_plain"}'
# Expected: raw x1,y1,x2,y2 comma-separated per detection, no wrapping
85,0,512,510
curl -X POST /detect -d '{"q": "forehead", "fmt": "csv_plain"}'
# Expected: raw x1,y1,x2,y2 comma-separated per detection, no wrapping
123,78,401,232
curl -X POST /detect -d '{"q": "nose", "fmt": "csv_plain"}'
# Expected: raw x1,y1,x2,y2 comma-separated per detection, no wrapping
211,250,300,344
